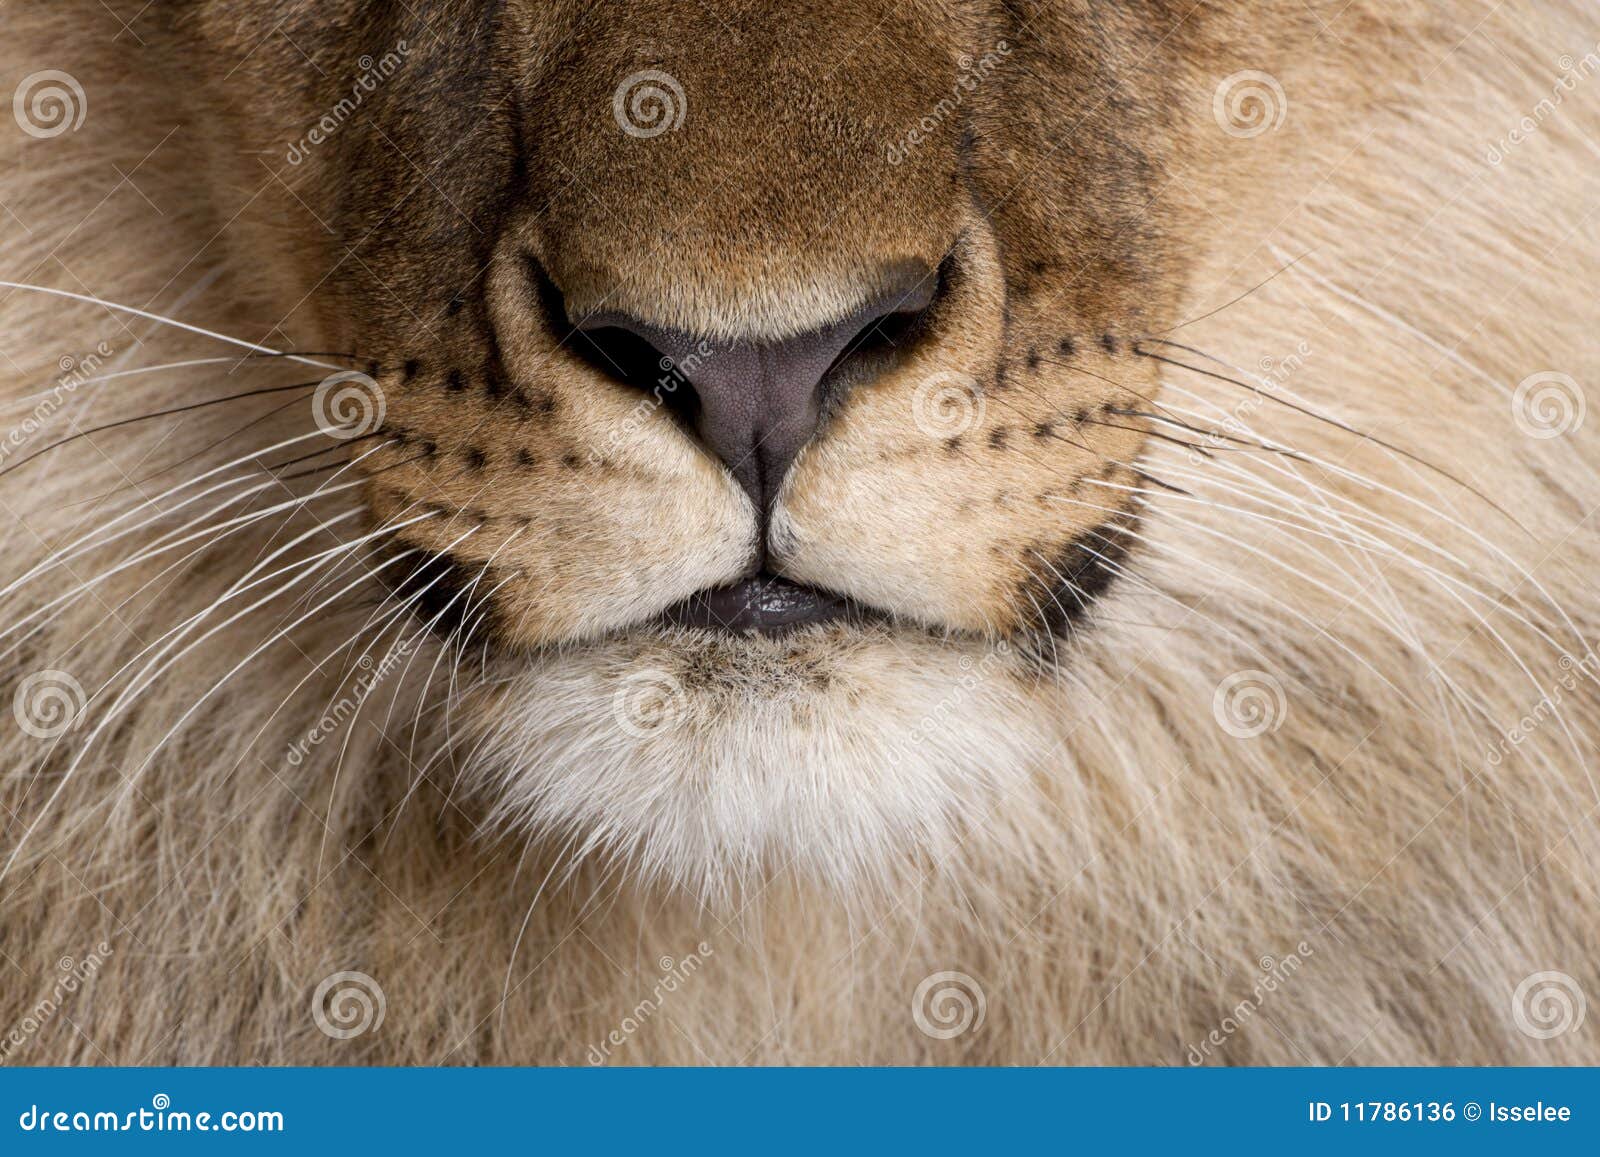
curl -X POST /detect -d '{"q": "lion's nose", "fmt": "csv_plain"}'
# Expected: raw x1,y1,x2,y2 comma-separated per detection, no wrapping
575,277,935,512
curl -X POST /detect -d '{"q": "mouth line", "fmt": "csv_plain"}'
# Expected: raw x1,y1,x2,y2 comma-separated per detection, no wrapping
654,572,880,635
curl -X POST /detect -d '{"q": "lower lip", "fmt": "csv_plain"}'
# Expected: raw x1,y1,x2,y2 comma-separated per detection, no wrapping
656,574,864,634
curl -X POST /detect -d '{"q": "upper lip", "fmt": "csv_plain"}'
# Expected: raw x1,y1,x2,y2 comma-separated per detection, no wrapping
655,572,873,634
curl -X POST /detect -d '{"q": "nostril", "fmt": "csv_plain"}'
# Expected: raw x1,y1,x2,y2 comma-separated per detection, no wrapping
523,254,703,427
525,249,946,513
570,324,703,429
821,266,943,384
575,325,703,430
829,299,930,377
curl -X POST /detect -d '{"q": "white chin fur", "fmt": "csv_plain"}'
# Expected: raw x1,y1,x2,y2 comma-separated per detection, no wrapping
460,623,1052,898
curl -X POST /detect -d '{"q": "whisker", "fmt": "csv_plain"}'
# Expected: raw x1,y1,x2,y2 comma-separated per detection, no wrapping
1136,341,1521,528
0,381,321,479
0,517,436,883
0,280,357,371
1139,248,1312,337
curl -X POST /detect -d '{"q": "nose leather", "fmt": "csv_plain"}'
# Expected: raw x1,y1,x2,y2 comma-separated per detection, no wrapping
579,282,932,512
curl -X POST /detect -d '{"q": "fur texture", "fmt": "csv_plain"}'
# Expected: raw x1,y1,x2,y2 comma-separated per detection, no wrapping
1,0,1597,1065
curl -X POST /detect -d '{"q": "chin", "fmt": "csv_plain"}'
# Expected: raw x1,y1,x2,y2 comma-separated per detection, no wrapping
459,620,1051,898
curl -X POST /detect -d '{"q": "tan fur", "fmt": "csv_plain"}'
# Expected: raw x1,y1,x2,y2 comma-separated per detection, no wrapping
1,0,1597,1065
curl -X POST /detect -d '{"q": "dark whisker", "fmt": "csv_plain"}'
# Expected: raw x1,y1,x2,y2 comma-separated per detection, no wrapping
1135,341,1523,527
0,380,320,480
276,447,429,485
1139,249,1312,337
1074,417,1220,457
257,430,396,477
1105,407,1308,458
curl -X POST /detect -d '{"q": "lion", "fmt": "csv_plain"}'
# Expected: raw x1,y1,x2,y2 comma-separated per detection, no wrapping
0,0,1595,1065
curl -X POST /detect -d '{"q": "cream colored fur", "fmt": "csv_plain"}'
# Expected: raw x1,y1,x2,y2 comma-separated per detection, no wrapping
1,1,1598,1065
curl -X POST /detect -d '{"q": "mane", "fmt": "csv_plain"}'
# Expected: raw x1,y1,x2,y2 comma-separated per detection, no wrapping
2,1,1596,1064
